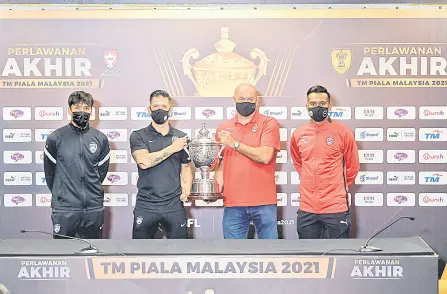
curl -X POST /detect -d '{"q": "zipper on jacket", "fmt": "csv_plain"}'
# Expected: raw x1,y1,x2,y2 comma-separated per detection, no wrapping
80,133,86,209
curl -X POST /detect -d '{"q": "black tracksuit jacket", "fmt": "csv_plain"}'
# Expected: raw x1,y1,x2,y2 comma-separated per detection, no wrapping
44,123,110,211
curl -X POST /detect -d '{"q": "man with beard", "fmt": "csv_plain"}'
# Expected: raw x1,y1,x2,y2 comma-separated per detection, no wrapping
44,91,110,239
130,90,193,239
290,85,360,239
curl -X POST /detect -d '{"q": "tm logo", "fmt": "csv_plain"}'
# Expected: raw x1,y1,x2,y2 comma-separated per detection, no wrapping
424,130,443,140
424,173,442,183
107,174,121,183
329,108,345,118
136,112,150,118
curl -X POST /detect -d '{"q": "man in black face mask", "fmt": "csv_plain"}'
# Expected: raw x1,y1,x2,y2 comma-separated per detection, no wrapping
130,90,193,239
214,83,280,239
290,85,359,240
44,91,110,239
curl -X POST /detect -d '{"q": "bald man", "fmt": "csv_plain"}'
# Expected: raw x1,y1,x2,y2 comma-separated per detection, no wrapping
215,84,281,239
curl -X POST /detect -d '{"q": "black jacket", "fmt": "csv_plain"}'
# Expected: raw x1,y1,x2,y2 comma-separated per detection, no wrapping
44,123,110,211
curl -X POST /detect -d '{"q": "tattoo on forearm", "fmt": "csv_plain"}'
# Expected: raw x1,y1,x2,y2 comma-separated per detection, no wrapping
148,151,171,167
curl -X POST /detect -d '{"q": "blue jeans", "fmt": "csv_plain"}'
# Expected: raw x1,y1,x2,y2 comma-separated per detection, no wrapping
222,205,278,239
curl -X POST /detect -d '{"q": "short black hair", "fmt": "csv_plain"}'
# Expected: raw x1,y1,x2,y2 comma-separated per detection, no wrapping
307,85,330,102
68,91,94,108
149,90,171,103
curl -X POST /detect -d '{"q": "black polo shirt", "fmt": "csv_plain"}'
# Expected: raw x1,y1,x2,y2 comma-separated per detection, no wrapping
129,123,190,212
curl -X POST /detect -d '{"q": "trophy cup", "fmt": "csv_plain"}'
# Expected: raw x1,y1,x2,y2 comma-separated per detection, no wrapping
186,123,225,202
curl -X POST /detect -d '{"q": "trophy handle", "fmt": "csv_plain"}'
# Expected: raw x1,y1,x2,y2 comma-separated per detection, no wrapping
250,48,269,85
181,48,200,90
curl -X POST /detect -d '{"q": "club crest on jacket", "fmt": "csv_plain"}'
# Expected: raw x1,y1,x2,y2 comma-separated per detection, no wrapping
89,142,98,153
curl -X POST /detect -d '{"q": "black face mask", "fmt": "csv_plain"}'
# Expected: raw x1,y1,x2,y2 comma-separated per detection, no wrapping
236,102,256,117
72,111,90,128
308,106,329,122
150,109,170,125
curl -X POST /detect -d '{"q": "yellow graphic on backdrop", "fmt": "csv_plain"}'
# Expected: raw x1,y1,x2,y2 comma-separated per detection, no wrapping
331,49,352,74
181,27,269,97
334,44,447,88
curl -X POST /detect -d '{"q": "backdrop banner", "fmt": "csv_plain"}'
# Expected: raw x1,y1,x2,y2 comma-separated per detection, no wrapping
0,7,446,285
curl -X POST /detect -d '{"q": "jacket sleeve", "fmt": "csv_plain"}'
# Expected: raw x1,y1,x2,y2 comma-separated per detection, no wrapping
43,134,58,193
343,130,360,187
290,130,302,175
98,136,111,184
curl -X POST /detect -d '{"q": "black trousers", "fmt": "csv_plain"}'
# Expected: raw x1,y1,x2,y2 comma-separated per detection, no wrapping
132,208,188,239
51,209,104,239
296,210,351,239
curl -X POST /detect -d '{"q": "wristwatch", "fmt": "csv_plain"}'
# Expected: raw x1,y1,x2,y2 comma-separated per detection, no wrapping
233,141,240,150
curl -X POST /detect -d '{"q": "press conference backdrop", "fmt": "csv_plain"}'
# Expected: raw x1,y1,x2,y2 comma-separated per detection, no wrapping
0,7,446,262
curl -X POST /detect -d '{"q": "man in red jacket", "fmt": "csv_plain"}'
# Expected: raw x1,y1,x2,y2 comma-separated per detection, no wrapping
290,85,360,239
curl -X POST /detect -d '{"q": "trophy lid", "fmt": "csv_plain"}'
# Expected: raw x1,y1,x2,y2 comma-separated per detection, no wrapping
192,123,215,144
194,27,256,70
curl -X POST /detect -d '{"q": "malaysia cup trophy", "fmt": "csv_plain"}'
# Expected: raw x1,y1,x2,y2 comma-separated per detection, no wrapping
185,123,224,202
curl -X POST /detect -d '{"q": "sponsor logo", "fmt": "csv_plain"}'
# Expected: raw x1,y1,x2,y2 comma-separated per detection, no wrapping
355,193,384,206
202,109,215,118
419,106,447,119
329,107,351,120
103,193,129,207
4,151,32,164
274,172,287,185
260,107,287,120
35,129,54,143
419,193,447,206
195,107,223,120
130,107,151,120
355,172,383,184
276,193,287,207
355,107,383,119
419,128,447,141
36,194,51,207
419,172,447,185
419,150,447,163
387,150,415,163
355,128,383,141
290,107,309,120
358,150,383,164
171,107,192,120
290,193,300,207
3,129,32,143
3,107,32,120
99,107,128,120
107,174,121,183
4,194,32,207
35,107,63,120
110,150,128,164
387,128,416,141
3,172,32,186
387,172,416,185
103,173,128,186
386,106,416,119
276,150,287,164
100,129,128,142
387,193,415,207
11,152,24,162
10,109,24,118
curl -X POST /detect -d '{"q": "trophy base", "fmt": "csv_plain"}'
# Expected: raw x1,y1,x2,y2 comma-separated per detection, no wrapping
188,193,223,203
